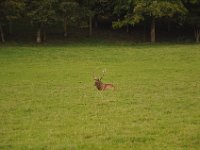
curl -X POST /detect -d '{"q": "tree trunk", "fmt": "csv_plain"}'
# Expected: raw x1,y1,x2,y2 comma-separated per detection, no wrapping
0,24,5,42
89,16,92,36
36,27,41,43
194,28,200,43
43,30,46,42
94,20,98,28
64,17,68,37
126,25,129,33
143,23,146,42
150,18,156,43
167,21,171,32
9,20,13,35
94,15,98,28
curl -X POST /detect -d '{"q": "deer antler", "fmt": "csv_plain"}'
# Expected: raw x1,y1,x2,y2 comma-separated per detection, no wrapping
100,69,106,80
93,72,97,80
94,69,114,91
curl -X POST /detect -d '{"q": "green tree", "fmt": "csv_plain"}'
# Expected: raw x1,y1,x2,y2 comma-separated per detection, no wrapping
78,0,96,36
0,0,25,42
57,0,79,37
184,0,200,43
113,0,134,32
77,0,114,36
113,0,187,43
27,0,57,43
92,0,115,29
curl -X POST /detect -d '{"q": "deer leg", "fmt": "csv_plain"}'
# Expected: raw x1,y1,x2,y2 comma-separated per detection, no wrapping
95,91,104,100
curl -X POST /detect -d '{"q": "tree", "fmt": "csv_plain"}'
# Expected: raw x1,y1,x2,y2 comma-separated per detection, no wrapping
78,0,114,36
88,0,115,30
78,0,96,36
57,0,80,37
184,0,200,43
26,0,57,43
113,0,134,33
113,0,187,43
0,0,25,42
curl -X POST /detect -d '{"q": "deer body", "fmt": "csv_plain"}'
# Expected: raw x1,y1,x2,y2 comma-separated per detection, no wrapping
94,79,114,91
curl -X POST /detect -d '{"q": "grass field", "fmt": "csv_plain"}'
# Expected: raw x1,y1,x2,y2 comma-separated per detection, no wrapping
0,43,200,149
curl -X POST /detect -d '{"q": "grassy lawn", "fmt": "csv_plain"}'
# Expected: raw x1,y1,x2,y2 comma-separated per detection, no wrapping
0,43,200,149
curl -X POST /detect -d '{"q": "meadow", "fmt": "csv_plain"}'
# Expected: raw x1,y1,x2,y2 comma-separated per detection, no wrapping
0,42,200,149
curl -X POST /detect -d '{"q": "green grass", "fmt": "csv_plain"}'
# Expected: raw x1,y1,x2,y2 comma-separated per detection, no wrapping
0,43,200,149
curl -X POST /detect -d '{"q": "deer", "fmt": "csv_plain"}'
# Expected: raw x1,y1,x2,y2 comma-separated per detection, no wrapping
93,70,115,91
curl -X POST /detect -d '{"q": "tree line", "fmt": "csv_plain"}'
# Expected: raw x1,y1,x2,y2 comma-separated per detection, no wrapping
0,0,200,43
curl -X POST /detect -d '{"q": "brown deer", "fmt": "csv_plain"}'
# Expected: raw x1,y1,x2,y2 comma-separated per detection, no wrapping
93,71,114,91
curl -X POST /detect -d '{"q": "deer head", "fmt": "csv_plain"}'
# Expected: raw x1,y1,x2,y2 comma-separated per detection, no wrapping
93,70,114,91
